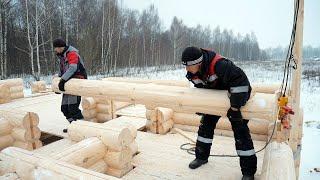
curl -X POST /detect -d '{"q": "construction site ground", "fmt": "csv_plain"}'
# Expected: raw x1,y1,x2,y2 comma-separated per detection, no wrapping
0,93,267,180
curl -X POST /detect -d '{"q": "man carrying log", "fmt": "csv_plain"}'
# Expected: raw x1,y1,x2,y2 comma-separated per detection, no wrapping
181,47,256,180
53,38,87,133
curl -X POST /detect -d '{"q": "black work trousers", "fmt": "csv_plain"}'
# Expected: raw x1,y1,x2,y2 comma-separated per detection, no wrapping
61,94,83,123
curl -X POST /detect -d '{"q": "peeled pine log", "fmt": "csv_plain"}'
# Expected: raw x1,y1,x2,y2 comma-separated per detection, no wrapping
173,124,267,141
13,140,42,150
106,163,133,178
102,123,137,139
96,104,111,114
0,147,118,180
11,127,41,142
88,160,108,174
86,118,98,123
68,121,134,151
0,118,13,136
0,78,23,87
156,107,173,123
81,97,96,109
82,109,97,119
0,110,39,129
146,120,157,133
96,113,113,123
102,77,190,87
260,142,296,180
10,92,24,100
158,120,174,135
252,83,280,94
0,84,11,104
0,135,14,150
104,148,132,169
9,86,23,93
173,113,270,135
30,81,46,94
146,109,157,121
52,78,277,121
298,108,304,142
129,142,138,156
52,137,106,168
173,113,201,126
94,97,111,105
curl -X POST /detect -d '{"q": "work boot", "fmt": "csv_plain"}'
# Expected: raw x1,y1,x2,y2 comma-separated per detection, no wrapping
188,158,208,169
242,175,254,180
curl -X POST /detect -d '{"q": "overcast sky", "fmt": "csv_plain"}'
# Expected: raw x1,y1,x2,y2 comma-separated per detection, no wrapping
121,0,319,49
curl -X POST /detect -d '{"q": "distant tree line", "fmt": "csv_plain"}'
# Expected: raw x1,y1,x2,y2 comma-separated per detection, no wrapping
266,46,320,60
1,0,270,80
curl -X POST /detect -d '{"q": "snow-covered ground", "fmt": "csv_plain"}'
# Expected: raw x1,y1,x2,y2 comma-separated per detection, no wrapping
16,60,319,179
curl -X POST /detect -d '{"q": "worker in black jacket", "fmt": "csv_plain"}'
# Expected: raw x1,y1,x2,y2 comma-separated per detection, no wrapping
181,47,257,180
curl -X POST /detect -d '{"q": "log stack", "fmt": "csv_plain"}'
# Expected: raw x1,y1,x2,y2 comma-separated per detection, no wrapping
0,147,118,179
0,78,24,100
0,110,42,151
146,107,174,134
82,96,131,123
172,112,270,141
67,120,136,177
30,81,47,94
0,84,10,104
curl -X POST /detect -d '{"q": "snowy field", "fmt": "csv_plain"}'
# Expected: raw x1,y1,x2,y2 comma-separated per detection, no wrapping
15,60,320,179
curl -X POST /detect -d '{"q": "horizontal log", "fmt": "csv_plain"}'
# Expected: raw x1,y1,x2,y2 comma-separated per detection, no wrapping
0,79,23,87
146,120,157,133
129,142,138,156
0,118,13,136
10,92,24,100
9,86,23,94
158,120,174,135
0,135,14,151
102,123,137,139
31,81,46,94
96,113,113,123
145,109,157,121
0,147,118,180
251,83,280,94
106,163,133,178
173,114,269,135
260,142,296,180
68,121,134,151
82,97,96,109
0,110,39,129
96,104,111,114
104,149,132,169
11,127,41,142
51,137,106,168
88,160,108,174
156,107,173,123
13,140,42,150
82,109,97,119
94,97,111,104
0,84,10,101
102,77,190,87
52,78,277,121
173,124,268,141
103,78,281,94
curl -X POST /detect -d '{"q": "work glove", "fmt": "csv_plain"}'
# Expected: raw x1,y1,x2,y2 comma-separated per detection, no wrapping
58,79,67,91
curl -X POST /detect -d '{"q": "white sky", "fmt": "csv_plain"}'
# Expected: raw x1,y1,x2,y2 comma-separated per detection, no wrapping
121,0,319,49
